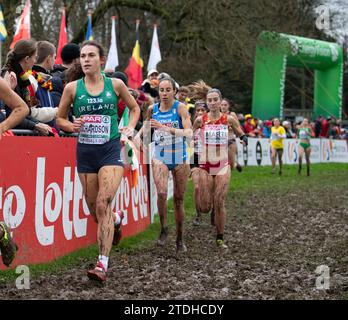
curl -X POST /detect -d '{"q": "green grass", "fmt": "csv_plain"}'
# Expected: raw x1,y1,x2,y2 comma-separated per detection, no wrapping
0,163,347,282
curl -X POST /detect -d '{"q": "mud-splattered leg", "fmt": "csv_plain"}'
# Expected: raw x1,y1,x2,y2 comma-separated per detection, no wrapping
172,164,190,245
96,166,124,257
213,166,231,245
152,159,169,245
79,173,99,223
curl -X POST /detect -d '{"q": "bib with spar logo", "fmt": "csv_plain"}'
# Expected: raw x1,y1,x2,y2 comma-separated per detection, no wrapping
298,127,311,140
152,101,185,147
79,114,111,144
154,120,183,146
201,113,229,146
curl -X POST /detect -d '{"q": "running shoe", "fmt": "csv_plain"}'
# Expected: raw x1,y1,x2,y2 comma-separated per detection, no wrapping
236,163,242,172
112,210,124,246
87,261,107,282
192,215,201,226
0,222,18,267
157,227,168,246
216,239,228,249
176,239,187,253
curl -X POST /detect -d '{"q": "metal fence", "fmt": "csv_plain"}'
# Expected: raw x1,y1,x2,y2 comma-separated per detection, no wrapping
11,130,78,138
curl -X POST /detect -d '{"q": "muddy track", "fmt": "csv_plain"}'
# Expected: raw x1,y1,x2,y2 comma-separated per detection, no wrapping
1,177,347,300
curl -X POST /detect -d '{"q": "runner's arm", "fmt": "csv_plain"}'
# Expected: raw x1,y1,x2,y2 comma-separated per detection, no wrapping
228,115,245,137
229,112,244,137
192,116,203,132
56,82,76,133
175,103,193,137
150,103,192,138
278,127,287,139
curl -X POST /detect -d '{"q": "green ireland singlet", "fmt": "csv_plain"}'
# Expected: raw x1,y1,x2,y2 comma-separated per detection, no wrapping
73,76,119,144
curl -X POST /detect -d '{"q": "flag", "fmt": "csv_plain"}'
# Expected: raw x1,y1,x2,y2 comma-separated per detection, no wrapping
85,13,93,41
10,0,30,49
105,16,119,71
55,8,68,64
118,109,139,187
147,24,161,72
125,20,143,89
0,5,7,42
118,107,129,130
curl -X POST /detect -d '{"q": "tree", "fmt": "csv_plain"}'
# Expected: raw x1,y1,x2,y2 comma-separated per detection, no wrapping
1,0,334,115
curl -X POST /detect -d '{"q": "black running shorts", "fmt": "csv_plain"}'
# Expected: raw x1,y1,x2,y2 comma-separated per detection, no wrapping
77,138,124,174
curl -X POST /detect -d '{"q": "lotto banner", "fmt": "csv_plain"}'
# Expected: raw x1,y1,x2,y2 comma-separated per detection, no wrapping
0,136,150,269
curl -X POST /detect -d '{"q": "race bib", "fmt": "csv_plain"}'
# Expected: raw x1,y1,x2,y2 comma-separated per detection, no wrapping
78,115,111,144
154,121,182,146
204,124,228,145
299,129,309,140
271,133,280,141
194,130,203,154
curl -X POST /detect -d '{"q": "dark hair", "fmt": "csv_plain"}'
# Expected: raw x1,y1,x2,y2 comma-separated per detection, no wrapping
195,101,208,110
61,43,80,64
5,39,37,72
178,86,189,94
207,88,222,100
66,62,85,83
110,71,128,86
81,40,105,58
158,76,176,91
36,41,55,64
67,40,105,82
222,98,231,106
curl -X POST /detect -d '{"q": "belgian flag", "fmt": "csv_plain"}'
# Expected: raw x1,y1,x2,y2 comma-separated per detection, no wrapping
125,20,143,89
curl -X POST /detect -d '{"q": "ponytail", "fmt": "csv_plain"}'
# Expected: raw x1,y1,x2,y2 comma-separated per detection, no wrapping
66,62,84,83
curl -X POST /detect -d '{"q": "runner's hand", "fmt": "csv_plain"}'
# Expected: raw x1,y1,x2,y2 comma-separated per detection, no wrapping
150,119,170,132
240,134,248,146
73,118,85,133
120,126,135,141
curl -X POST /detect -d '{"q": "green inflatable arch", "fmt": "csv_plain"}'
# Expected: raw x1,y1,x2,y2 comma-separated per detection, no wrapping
251,31,343,120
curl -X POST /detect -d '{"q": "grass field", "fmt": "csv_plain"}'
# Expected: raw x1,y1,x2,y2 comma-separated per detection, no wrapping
0,163,347,299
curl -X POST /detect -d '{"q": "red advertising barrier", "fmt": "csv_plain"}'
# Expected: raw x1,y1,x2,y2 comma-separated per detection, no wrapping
0,136,150,269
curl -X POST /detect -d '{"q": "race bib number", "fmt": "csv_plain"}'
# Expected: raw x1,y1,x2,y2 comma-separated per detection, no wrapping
299,129,309,140
154,121,182,146
194,130,203,154
78,115,111,144
204,124,228,145
271,133,280,141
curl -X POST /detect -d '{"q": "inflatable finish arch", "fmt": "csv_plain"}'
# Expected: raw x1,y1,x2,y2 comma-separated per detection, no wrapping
251,31,343,120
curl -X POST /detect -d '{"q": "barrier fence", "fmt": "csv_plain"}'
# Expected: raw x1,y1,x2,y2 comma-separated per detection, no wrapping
235,138,348,166
0,136,150,269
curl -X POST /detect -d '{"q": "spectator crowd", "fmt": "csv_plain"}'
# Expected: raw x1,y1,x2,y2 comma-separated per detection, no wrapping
0,39,347,144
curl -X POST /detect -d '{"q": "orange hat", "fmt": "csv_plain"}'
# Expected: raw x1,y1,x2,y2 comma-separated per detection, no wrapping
245,114,252,120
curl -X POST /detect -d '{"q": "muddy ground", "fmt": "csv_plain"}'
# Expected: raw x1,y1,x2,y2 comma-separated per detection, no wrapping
0,173,347,300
